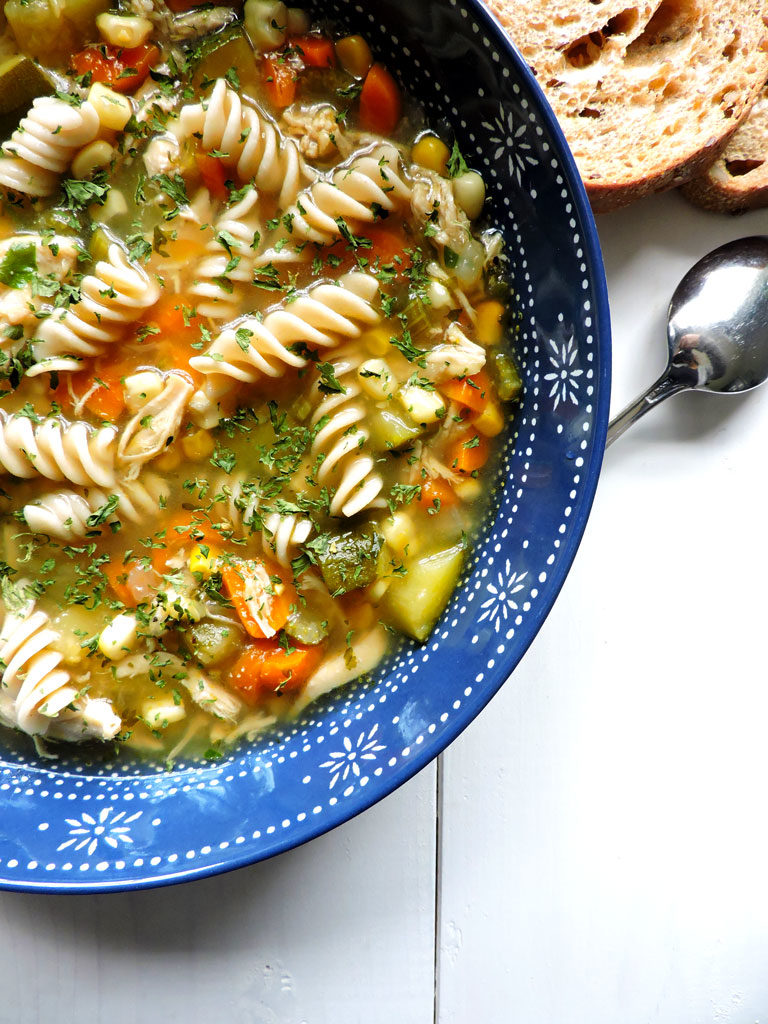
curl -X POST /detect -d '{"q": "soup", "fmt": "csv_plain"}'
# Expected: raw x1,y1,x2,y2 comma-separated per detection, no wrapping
0,0,521,760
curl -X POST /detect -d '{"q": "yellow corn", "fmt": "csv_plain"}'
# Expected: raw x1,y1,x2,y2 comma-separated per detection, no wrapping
72,140,114,181
154,445,181,471
412,135,451,176
335,35,373,78
87,82,132,132
181,429,215,461
473,397,504,437
361,325,391,356
475,300,505,346
189,543,219,578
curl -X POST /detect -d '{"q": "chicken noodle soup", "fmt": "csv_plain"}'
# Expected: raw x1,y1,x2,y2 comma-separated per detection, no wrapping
0,0,522,759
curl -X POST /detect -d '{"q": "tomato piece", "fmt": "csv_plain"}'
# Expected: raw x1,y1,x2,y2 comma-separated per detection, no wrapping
228,638,324,703
263,54,297,108
195,152,229,202
72,44,160,94
221,559,295,639
440,370,493,416
446,429,491,475
359,63,402,135
291,35,335,68
418,477,459,513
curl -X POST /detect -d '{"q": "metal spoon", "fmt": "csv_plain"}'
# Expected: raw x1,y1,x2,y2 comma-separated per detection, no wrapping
606,236,768,447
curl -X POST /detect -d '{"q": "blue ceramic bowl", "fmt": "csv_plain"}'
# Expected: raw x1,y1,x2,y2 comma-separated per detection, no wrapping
0,0,611,892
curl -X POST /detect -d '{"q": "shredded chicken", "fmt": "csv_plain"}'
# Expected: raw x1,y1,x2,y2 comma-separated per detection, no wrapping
117,371,194,475
423,322,487,383
282,103,346,160
143,134,181,177
169,6,237,38
410,168,471,253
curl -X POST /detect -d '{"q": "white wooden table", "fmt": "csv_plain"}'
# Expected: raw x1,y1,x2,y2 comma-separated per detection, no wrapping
3,191,768,1024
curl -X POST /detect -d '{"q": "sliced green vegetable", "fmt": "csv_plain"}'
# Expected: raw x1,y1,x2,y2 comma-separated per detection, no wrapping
186,620,241,667
368,408,424,451
381,541,465,641
88,226,111,264
316,525,383,595
493,350,523,402
190,26,258,89
285,599,329,646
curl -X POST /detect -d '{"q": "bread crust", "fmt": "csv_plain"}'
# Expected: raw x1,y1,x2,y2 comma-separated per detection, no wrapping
682,85,768,213
483,0,768,212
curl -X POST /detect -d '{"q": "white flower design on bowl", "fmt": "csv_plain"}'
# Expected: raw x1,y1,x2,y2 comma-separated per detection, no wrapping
544,335,583,410
320,725,385,790
478,563,527,633
482,105,538,186
56,808,143,857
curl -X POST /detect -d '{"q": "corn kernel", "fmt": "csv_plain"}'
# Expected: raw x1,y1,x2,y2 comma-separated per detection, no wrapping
98,613,139,660
412,135,451,176
87,83,132,132
454,478,482,502
142,699,187,728
381,510,414,556
361,325,391,356
72,140,115,181
96,12,153,48
473,398,504,437
189,543,219,578
475,300,505,346
181,429,215,461
397,383,445,425
154,445,181,471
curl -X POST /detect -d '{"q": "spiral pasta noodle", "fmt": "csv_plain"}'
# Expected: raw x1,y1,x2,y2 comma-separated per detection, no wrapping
279,145,412,245
177,78,311,208
309,348,384,517
190,271,381,388
23,473,169,540
29,244,160,375
0,595,121,741
0,413,116,487
0,97,100,197
262,511,312,568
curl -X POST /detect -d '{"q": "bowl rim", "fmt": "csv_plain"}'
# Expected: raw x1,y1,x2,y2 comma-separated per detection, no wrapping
0,0,612,894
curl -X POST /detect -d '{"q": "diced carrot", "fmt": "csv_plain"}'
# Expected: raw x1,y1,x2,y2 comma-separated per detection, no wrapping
263,54,297,108
362,223,408,268
440,370,493,416
228,637,324,703
195,152,229,202
71,43,160,94
103,558,138,606
291,35,335,68
359,63,402,135
418,476,459,513
141,293,203,378
447,428,491,475
221,559,295,639
152,513,223,574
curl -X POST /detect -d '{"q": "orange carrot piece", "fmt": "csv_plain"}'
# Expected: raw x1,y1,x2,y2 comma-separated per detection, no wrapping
440,370,493,416
418,477,459,513
228,638,324,703
447,429,491,475
263,54,297,108
152,513,223,574
195,153,229,202
103,558,138,606
221,560,295,639
359,64,401,135
291,35,335,68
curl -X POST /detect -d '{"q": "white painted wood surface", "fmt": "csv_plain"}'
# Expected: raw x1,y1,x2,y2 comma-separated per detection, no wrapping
439,191,768,1024
2,191,767,1024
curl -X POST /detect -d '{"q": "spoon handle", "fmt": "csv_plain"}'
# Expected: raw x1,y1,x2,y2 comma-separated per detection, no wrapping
605,372,687,448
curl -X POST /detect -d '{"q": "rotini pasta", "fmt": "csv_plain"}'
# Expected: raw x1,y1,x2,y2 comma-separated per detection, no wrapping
190,271,381,385
0,97,100,197
28,244,160,375
177,78,312,208
0,413,116,488
0,593,121,741
23,473,169,540
309,348,384,518
278,144,412,245
219,474,312,567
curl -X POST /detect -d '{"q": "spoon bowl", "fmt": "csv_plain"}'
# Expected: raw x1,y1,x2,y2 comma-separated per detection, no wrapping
607,236,768,445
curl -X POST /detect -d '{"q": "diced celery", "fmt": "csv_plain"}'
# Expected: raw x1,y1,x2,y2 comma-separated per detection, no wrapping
190,27,259,89
187,621,240,667
493,350,523,402
88,226,111,263
368,408,424,451
382,541,465,641
317,525,383,595
285,601,328,645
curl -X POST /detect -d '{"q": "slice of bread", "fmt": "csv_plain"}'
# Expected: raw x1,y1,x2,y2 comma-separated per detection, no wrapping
682,83,768,212
483,0,768,212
